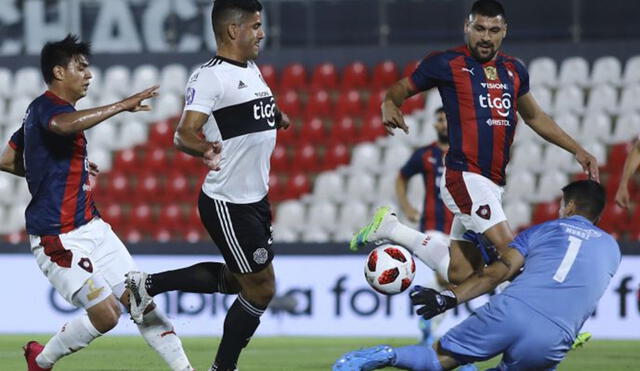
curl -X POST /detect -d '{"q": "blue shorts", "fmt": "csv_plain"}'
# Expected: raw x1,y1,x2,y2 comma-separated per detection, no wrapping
439,294,574,371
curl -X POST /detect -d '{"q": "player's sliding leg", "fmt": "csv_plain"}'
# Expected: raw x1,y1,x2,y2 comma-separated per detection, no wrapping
350,206,451,281
126,262,241,323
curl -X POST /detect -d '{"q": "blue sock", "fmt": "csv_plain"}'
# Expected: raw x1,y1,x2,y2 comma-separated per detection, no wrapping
418,318,434,346
392,344,443,371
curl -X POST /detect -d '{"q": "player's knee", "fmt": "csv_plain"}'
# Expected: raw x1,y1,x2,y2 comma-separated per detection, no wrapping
242,278,275,307
88,300,121,333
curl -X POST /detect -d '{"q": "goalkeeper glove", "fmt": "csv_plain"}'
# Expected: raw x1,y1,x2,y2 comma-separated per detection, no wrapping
409,285,457,320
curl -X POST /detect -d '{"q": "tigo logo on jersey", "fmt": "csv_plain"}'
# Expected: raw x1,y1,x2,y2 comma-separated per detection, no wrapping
253,97,277,127
479,92,512,118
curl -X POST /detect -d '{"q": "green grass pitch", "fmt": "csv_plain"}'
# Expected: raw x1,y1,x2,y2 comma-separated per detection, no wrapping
1,335,638,370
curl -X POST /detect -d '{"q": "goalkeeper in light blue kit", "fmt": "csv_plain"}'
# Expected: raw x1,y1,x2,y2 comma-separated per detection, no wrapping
334,180,620,371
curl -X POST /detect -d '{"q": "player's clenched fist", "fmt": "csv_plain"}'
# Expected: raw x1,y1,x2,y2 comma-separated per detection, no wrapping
203,141,223,171
410,285,458,319
381,100,409,136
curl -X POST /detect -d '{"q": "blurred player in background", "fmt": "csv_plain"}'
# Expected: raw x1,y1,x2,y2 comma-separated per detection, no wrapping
335,180,620,370
353,0,599,287
614,136,640,209
126,1,290,370
0,35,193,371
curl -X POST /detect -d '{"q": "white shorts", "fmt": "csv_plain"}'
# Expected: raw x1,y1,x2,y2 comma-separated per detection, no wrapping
29,218,136,305
440,168,506,241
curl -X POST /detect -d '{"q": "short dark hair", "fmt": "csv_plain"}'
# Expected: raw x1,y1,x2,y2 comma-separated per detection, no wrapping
434,107,445,115
469,0,506,21
40,34,91,84
211,0,263,40
561,180,605,222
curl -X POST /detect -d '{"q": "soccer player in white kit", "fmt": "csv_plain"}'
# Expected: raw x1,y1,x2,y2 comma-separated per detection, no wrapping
126,1,290,370
0,35,193,370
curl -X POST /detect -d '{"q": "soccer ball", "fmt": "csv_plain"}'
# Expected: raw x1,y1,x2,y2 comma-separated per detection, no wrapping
364,244,416,295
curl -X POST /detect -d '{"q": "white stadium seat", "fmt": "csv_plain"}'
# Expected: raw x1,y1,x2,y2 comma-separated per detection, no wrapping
554,112,581,139
312,171,344,202
504,201,532,230
558,57,589,87
381,144,412,172
622,55,640,86
345,172,376,202
423,90,443,117
350,143,381,173
161,64,188,96
75,96,96,111
585,84,618,115
274,200,305,232
153,92,182,121
14,67,44,98
529,86,553,112
0,174,15,205
273,226,298,243
510,141,544,173
336,200,369,233
581,113,613,144
376,173,398,204
617,85,640,114
306,202,337,232
584,141,607,167
7,96,32,125
528,57,558,88
87,120,118,150
612,113,640,143
552,86,584,115
504,170,536,203
0,67,13,99
535,171,569,202
301,227,330,243
87,67,103,97
407,174,425,209
542,145,575,172
132,64,160,93
590,56,622,86
513,116,541,145
87,147,113,172
102,65,131,98
6,204,26,233
117,120,148,149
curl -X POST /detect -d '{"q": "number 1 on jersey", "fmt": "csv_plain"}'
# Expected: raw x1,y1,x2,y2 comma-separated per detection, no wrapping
553,236,583,283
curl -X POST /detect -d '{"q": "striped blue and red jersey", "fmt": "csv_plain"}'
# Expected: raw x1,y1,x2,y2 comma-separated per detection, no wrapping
409,45,530,186
9,91,99,235
400,142,453,233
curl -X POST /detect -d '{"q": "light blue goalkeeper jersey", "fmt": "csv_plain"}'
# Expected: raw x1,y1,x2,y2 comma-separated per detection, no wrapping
504,215,621,338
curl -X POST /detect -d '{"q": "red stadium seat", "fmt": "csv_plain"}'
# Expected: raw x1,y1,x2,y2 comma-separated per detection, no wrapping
158,203,186,232
259,64,278,92
102,203,126,231
598,204,629,238
112,149,139,175
144,147,171,172
366,89,386,117
342,61,369,90
283,173,311,199
305,89,333,118
276,123,297,146
152,227,172,243
268,174,285,201
135,173,163,202
323,143,350,170
531,201,560,225
271,144,290,173
277,90,302,119
131,203,154,233
403,60,420,77
149,120,174,148
605,142,632,174
105,171,133,202
121,227,144,243
335,89,363,118
291,144,321,173
164,171,191,202
181,227,205,243
280,63,307,91
401,92,425,114
372,60,399,89
311,62,339,90
173,150,201,176
299,116,328,145
330,115,357,145
358,114,386,142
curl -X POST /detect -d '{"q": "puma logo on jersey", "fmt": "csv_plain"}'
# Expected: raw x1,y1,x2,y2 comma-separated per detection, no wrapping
461,67,475,76
238,80,248,89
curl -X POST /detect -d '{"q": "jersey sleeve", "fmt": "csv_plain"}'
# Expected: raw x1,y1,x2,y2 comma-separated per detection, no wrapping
514,59,530,98
409,53,443,92
509,223,542,257
184,68,223,115
8,126,24,151
40,103,75,131
400,148,426,179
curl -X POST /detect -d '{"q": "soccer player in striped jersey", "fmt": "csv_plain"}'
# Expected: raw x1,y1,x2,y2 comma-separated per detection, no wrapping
0,35,193,371
353,0,600,287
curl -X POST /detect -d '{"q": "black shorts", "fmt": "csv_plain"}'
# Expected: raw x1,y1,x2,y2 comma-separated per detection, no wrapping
198,191,274,274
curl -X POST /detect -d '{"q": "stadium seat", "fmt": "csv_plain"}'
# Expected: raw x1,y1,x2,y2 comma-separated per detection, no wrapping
584,141,607,166
160,64,188,96
510,142,544,172
322,143,350,170
268,174,285,201
154,93,182,121
344,172,376,202
173,150,201,176
336,200,369,233
366,89,386,117
330,116,357,145
120,227,144,243
273,200,305,232
358,115,386,142
401,93,426,114
132,65,159,93
273,226,298,243
402,60,420,78
6,204,25,233
553,112,581,139
535,171,569,202
75,95,96,111
585,85,618,115
86,67,103,98
291,144,321,173
305,89,333,118
135,172,164,202
606,142,633,174
306,201,338,232
617,85,640,114
88,120,118,150
270,144,290,173
541,145,577,172
143,147,171,172
552,86,584,115
381,144,412,172
504,201,532,231
531,201,560,225
0,174,15,205
310,62,339,90
0,67,12,99
112,149,139,175
598,204,629,238
528,57,558,88
158,203,186,232
335,89,363,118
299,116,327,145
259,64,278,91
312,171,345,202
103,171,131,202
277,90,302,118
165,171,190,202
301,227,331,243
341,61,369,90
529,86,553,112
117,119,148,149
504,170,536,203
87,147,113,173
276,122,297,146
611,114,640,145
622,55,640,86
130,202,155,233
590,56,622,86
148,120,175,147
103,65,132,98
7,96,32,125
14,66,43,98
580,113,613,144
280,63,307,91
558,57,589,87
423,90,444,118
350,143,381,173
372,60,399,89
406,174,425,208
102,203,126,231
283,173,310,199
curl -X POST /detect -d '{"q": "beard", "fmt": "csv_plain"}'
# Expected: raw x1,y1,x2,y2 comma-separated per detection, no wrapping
469,42,497,63
437,132,449,144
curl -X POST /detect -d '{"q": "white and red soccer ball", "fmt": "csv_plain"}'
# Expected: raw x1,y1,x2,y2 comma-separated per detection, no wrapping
364,244,416,295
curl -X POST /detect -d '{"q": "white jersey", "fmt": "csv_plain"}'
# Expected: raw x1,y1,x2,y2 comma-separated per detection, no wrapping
184,56,277,204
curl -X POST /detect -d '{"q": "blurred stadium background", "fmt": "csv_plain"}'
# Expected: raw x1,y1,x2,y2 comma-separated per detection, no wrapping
0,0,639,368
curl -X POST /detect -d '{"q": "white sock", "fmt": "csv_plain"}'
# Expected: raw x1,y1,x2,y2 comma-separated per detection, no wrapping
36,315,102,368
137,307,192,371
390,224,451,282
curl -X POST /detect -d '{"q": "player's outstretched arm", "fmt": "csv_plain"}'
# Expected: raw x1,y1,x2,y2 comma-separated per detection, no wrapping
174,110,222,170
0,144,25,177
49,85,159,136
518,92,599,181
381,78,415,135
615,138,640,208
